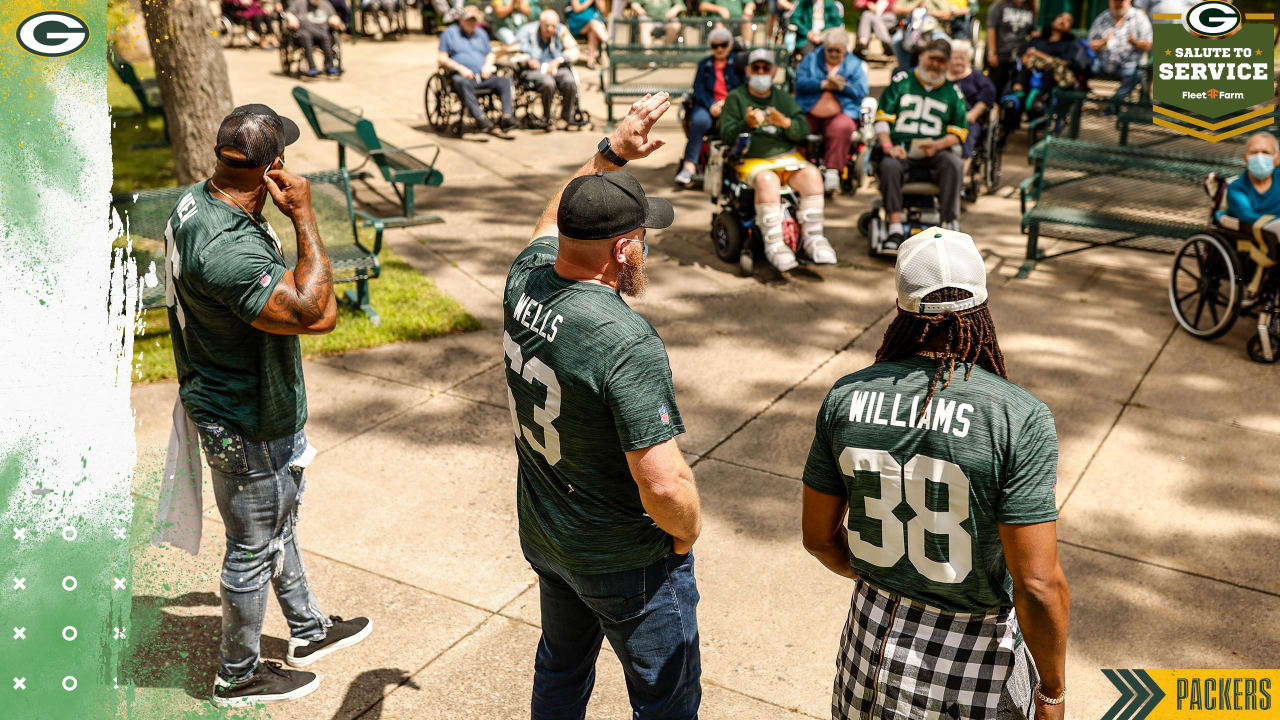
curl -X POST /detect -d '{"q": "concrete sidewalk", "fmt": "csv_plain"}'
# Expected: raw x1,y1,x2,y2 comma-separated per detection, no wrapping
126,35,1280,719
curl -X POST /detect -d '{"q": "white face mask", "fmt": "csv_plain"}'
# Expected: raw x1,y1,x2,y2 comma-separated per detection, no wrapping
748,74,773,93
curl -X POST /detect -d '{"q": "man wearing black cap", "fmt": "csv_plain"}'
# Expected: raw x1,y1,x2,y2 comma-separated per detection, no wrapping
503,92,704,719
164,104,372,707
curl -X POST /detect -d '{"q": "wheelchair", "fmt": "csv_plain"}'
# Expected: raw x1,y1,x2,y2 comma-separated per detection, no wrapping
1169,173,1280,363
857,146,961,257
278,18,344,77
803,96,878,197
424,66,512,137
963,106,1001,202
218,0,272,48
510,64,593,131
706,134,809,276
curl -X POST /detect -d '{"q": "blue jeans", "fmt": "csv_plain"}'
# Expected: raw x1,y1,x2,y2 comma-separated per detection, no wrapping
199,423,329,681
1092,56,1141,107
683,105,714,167
522,540,701,720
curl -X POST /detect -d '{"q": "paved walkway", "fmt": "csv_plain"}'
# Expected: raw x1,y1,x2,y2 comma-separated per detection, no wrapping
126,34,1280,719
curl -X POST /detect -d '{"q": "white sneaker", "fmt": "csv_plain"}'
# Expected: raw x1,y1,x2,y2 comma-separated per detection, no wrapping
823,168,840,193
764,240,798,272
944,220,961,232
805,235,838,264
674,167,694,186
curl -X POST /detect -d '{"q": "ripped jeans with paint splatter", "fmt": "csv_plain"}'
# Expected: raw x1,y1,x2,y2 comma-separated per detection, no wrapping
198,423,331,681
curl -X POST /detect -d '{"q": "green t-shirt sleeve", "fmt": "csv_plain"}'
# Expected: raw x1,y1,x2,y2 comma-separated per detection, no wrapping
720,91,746,143
998,403,1060,524
802,391,846,498
605,333,685,451
198,233,285,325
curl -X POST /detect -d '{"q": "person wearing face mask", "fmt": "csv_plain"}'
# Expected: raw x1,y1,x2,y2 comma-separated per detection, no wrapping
1226,132,1280,264
873,38,969,251
720,48,837,271
676,26,741,187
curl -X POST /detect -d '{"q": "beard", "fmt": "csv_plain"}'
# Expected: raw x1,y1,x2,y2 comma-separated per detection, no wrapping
616,242,648,298
917,65,945,86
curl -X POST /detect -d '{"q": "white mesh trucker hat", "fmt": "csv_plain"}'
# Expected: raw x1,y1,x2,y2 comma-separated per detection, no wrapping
895,227,988,315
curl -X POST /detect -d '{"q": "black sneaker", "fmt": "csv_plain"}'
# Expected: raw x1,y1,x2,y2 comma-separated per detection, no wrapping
211,660,319,707
499,115,518,132
286,616,373,668
881,232,904,255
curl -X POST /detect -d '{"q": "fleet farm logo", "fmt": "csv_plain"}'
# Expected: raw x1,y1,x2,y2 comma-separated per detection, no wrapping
1151,1,1275,142
1102,669,1277,720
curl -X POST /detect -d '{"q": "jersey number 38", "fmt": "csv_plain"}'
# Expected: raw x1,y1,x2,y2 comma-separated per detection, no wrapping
840,447,972,584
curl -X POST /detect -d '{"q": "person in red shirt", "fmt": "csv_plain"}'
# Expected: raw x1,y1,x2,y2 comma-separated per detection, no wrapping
676,27,742,186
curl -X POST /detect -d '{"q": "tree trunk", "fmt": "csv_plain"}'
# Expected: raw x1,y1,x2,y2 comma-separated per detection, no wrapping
139,0,234,185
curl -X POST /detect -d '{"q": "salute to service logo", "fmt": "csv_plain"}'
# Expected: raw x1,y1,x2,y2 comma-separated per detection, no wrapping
1151,0,1275,141
15,11,89,57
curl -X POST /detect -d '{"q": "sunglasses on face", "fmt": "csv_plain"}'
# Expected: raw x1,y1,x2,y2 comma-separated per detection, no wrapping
750,63,773,72
710,42,730,49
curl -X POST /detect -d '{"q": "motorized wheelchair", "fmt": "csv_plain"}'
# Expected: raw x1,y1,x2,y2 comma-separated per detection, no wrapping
802,96,878,197
1169,173,1280,363
857,145,961,257
278,15,345,77
706,134,813,276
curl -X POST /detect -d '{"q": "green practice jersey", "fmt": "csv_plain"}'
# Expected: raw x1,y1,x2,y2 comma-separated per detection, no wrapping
504,236,685,574
803,356,1058,612
874,69,969,148
165,182,306,442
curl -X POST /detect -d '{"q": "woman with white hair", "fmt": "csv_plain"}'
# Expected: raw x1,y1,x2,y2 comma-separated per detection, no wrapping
945,38,995,165
794,27,870,192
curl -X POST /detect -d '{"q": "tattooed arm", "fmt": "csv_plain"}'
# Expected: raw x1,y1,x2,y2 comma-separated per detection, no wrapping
251,169,338,335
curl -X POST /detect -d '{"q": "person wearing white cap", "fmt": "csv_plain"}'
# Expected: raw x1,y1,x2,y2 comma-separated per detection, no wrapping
800,227,1070,719
719,47,838,271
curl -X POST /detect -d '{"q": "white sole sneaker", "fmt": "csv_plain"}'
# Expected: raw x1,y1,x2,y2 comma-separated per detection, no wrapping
286,618,374,668
211,673,320,707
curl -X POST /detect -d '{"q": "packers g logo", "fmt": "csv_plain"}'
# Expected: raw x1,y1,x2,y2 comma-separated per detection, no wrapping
15,12,90,57
1182,0,1241,38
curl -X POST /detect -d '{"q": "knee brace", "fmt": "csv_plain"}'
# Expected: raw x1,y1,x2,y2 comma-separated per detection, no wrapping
798,195,824,238
755,202,784,245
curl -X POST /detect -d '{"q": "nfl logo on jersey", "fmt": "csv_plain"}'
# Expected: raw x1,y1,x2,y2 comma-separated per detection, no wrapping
659,405,670,424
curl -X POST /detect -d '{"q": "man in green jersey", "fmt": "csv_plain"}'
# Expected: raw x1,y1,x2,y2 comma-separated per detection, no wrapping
165,105,372,707
505,92,703,719
801,228,1070,719
873,38,969,252
720,48,837,272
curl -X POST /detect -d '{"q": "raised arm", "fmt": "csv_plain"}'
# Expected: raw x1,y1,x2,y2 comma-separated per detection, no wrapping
998,521,1069,717
530,92,671,241
626,438,701,553
251,169,338,335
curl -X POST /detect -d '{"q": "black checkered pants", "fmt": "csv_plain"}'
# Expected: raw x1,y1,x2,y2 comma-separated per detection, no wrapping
831,580,1033,720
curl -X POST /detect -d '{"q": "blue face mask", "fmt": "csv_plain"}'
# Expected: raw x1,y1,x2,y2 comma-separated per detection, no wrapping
1248,153,1275,180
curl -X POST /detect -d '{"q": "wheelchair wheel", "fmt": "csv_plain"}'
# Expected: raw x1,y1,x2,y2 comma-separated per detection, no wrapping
219,16,235,48
983,124,1003,194
425,74,454,133
1169,233,1241,340
857,210,875,239
711,212,745,263
279,41,292,76
1247,332,1280,363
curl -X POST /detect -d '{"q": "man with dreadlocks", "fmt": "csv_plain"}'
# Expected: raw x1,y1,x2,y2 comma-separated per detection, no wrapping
800,227,1069,720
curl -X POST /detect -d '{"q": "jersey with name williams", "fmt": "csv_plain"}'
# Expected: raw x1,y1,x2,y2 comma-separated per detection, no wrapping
803,356,1058,612
502,236,685,575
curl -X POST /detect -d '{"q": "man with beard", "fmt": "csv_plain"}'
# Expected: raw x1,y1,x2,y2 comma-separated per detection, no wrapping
873,37,968,252
503,92,703,720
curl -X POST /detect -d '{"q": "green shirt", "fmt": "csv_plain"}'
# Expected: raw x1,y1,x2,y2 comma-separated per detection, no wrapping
504,236,685,574
165,181,306,442
719,84,811,159
802,357,1059,612
638,0,676,17
874,69,970,148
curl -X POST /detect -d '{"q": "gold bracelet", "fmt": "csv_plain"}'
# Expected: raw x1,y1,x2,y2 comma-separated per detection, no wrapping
1034,682,1066,705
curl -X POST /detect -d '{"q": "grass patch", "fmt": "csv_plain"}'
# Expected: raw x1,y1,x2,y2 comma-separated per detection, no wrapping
131,243,481,382
109,58,175,193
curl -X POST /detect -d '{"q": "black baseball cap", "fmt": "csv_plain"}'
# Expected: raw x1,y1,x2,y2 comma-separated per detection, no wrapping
215,104,301,169
557,171,674,241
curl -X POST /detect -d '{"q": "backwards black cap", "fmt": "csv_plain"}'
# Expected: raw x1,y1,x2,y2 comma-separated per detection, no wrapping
557,171,675,241
215,103,302,169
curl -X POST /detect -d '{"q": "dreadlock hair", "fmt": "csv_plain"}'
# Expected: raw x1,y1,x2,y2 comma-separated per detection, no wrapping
874,287,1007,414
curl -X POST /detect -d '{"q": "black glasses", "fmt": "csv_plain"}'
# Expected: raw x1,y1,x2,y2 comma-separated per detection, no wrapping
710,42,730,49
749,63,772,72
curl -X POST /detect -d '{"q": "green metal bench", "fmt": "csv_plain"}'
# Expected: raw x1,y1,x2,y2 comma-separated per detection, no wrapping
112,169,389,325
1017,135,1245,278
110,56,170,148
293,86,445,228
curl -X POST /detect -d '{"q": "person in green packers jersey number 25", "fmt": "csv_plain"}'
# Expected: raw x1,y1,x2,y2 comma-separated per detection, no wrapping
503,92,704,720
801,227,1069,720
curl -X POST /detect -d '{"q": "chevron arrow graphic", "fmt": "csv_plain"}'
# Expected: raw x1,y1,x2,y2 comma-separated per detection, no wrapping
1101,669,1165,720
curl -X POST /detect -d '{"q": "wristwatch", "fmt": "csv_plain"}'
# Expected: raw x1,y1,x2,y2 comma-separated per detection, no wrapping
598,137,627,167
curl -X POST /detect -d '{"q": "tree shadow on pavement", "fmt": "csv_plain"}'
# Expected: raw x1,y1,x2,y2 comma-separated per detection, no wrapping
332,668,421,720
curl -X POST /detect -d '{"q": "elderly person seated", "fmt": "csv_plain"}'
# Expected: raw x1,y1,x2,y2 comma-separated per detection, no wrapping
791,0,845,55
854,0,895,58
566,0,609,68
675,27,741,186
1000,12,1083,131
699,0,755,43
284,0,346,77
362,0,402,37
517,10,581,129
493,0,537,45
1087,0,1152,112
629,0,683,48
439,6,517,136
1227,132,1280,275
795,28,869,193
223,0,277,48
944,39,994,169
721,48,837,271
873,38,968,249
